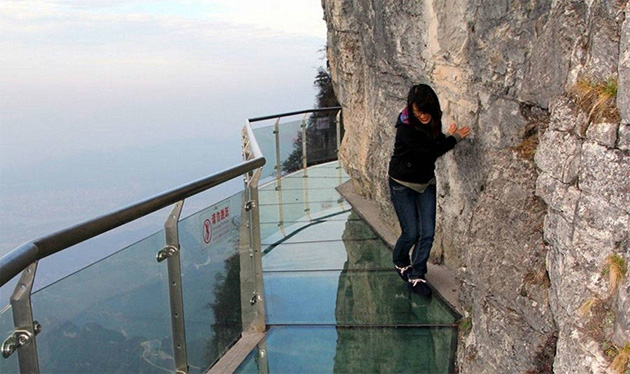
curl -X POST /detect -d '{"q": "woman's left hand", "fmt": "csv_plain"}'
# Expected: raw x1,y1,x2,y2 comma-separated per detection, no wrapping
447,123,457,134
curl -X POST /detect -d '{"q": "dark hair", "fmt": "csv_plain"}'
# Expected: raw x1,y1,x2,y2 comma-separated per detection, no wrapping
407,84,442,138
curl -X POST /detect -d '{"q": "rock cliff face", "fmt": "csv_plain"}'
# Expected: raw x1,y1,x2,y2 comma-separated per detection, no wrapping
322,0,629,372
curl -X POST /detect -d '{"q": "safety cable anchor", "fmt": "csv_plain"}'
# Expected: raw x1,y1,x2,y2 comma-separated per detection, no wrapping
250,294,262,306
1,321,41,359
244,201,256,211
156,245,179,262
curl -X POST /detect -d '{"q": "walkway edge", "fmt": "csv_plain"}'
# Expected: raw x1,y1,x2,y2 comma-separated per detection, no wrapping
206,332,264,374
336,180,463,315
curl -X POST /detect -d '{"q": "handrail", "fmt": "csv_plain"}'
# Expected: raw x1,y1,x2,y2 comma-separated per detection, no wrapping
248,106,341,123
0,156,265,287
0,106,338,374
0,106,340,287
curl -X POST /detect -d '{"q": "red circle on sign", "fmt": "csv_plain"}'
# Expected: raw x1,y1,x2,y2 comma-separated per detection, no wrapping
203,219,212,244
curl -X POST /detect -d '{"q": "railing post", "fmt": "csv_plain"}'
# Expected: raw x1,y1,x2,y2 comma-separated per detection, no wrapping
336,110,342,166
300,113,308,176
156,201,188,374
245,174,266,332
336,110,344,188
241,124,266,333
1,261,40,374
299,113,312,220
273,118,286,236
273,118,282,185
256,338,269,374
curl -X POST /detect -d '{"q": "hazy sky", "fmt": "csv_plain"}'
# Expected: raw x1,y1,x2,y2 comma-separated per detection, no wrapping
0,0,328,169
0,0,329,258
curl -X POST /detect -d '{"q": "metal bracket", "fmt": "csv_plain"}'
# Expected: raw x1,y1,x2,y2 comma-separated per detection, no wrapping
250,294,262,306
156,245,179,262
156,200,184,262
164,201,184,245
244,200,256,211
2,322,41,359
6,261,40,372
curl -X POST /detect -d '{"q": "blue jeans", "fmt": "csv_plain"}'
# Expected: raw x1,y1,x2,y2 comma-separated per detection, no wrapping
389,178,436,279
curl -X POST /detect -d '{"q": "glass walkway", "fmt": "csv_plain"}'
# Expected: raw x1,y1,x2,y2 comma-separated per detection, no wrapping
0,108,459,374
235,162,459,374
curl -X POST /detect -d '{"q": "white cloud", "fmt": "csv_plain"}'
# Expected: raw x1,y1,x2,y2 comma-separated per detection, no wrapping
0,1,326,84
205,0,327,38
0,0,326,38
0,0,328,169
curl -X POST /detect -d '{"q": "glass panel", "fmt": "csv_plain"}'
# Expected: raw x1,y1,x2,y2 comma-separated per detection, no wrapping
178,192,244,372
259,174,348,206
235,326,457,374
258,186,347,211
305,112,340,166
258,163,351,238
275,119,305,177
259,215,362,240
31,231,174,373
262,239,390,272
278,161,348,179
232,349,259,374
251,124,277,181
252,118,304,182
284,165,345,179
258,195,350,234
262,215,379,245
263,270,457,325
0,306,19,374
263,242,349,272
262,211,391,272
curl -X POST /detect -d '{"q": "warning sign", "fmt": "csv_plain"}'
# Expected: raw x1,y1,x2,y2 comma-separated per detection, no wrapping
203,219,213,244
202,206,232,247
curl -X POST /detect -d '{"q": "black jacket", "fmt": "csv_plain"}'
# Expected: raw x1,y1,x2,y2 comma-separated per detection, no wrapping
388,111,457,184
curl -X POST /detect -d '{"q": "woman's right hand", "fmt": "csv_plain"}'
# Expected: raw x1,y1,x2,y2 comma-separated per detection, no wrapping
455,126,471,139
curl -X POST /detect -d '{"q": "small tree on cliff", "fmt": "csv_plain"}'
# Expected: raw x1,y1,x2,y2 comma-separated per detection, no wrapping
314,66,340,108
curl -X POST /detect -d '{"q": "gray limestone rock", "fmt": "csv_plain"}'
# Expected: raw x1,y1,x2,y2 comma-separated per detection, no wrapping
477,94,527,149
616,278,630,346
538,101,629,374
322,0,629,372
543,210,575,252
581,0,625,82
520,0,587,108
534,129,582,184
536,173,580,223
586,122,619,148
575,193,630,245
548,96,588,133
618,8,630,123
579,141,630,214
459,151,554,374
619,124,630,151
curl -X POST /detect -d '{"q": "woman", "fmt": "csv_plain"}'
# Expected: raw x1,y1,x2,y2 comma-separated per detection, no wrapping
388,84,471,296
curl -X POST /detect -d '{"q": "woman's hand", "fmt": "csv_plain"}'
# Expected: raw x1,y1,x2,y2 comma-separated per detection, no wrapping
455,126,471,138
448,123,472,139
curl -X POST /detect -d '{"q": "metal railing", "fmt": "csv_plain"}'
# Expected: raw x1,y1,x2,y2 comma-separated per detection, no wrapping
0,107,342,374
248,107,343,238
